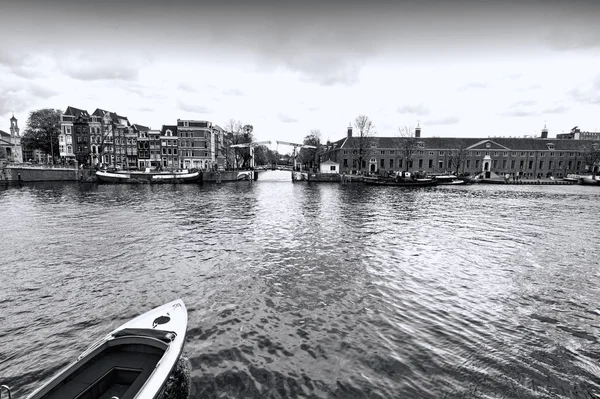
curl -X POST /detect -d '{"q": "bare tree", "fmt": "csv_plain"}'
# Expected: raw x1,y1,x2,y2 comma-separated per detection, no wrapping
580,141,600,174
396,126,418,172
349,115,375,173
449,140,469,176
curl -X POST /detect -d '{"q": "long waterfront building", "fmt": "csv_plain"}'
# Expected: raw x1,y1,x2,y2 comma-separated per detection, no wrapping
320,125,600,178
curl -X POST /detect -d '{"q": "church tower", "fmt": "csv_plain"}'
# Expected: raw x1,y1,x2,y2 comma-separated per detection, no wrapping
10,113,20,138
9,113,23,163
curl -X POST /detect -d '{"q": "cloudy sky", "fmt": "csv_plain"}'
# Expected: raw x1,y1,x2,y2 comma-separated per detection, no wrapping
2,0,600,149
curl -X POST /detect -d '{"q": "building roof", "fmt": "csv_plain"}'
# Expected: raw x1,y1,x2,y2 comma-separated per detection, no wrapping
132,124,150,131
161,125,178,136
0,129,10,138
92,108,130,126
64,106,90,118
325,136,593,152
321,160,339,165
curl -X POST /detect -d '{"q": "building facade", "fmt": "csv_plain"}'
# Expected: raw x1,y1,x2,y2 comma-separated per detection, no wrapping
0,114,23,164
160,125,179,168
176,119,221,170
321,126,600,178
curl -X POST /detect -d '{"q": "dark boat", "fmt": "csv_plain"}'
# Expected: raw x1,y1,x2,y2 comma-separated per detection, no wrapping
364,176,438,187
2,300,187,399
96,170,200,184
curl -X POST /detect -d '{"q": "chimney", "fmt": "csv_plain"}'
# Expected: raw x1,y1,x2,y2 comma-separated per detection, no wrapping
415,123,421,138
347,124,352,138
541,124,548,139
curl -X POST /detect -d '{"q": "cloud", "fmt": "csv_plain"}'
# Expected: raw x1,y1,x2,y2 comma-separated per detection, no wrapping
500,110,537,117
545,29,600,51
458,81,487,91
307,106,319,112
177,99,212,114
28,83,57,99
424,116,459,125
396,104,429,116
542,105,569,114
509,99,537,108
277,113,297,123
570,76,600,104
178,82,197,92
59,55,140,81
222,88,245,96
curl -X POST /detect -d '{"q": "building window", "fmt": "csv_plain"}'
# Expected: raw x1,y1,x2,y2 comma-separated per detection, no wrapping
521,152,525,157
428,159,433,168
389,159,394,168
493,152,499,156
475,160,480,168
520,160,524,169
330,165,336,171
503,160,507,168
529,152,534,156
466,160,471,168
503,152,508,156
429,151,434,156
343,159,348,167
204,152,208,157
389,150,395,155
549,160,553,169
184,121,189,127
558,160,563,168
540,152,545,157
438,160,443,169
419,159,423,168
539,161,544,169
528,160,533,169
511,160,515,169
475,151,480,156
549,152,555,157
380,159,384,168
380,151,385,155
493,160,498,168
398,160,403,168
439,151,444,156
343,150,348,155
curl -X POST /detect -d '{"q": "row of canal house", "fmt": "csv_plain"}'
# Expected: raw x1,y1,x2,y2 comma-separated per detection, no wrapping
59,106,227,170
321,125,600,178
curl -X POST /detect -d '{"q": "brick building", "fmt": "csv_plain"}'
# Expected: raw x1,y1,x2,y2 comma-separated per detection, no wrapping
321,125,600,178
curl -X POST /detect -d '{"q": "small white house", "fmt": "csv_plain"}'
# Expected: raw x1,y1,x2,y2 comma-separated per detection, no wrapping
320,160,339,174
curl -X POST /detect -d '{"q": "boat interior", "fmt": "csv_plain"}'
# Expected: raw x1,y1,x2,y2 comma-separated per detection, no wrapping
34,329,175,399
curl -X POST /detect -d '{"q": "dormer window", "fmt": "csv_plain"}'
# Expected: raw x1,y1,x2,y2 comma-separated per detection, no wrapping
547,143,555,150
183,121,189,127
417,141,424,149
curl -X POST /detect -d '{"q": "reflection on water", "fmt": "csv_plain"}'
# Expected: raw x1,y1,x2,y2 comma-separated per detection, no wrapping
1,171,600,398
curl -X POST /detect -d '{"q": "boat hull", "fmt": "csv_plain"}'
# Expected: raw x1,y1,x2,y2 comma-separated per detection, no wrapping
26,300,188,399
96,171,201,184
364,178,438,187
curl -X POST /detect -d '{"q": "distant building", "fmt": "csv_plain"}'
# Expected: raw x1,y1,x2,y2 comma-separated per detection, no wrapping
148,130,162,168
556,126,600,140
321,125,599,178
160,125,179,168
319,159,339,174
133,124,151,169
92,109,131,168
0,114,23,164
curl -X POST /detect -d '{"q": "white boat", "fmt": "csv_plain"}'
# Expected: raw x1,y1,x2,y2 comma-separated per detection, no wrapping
96,170,200,184
2,299,188,399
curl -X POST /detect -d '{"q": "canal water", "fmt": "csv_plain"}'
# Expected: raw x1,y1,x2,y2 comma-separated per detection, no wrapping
1,170,600,399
